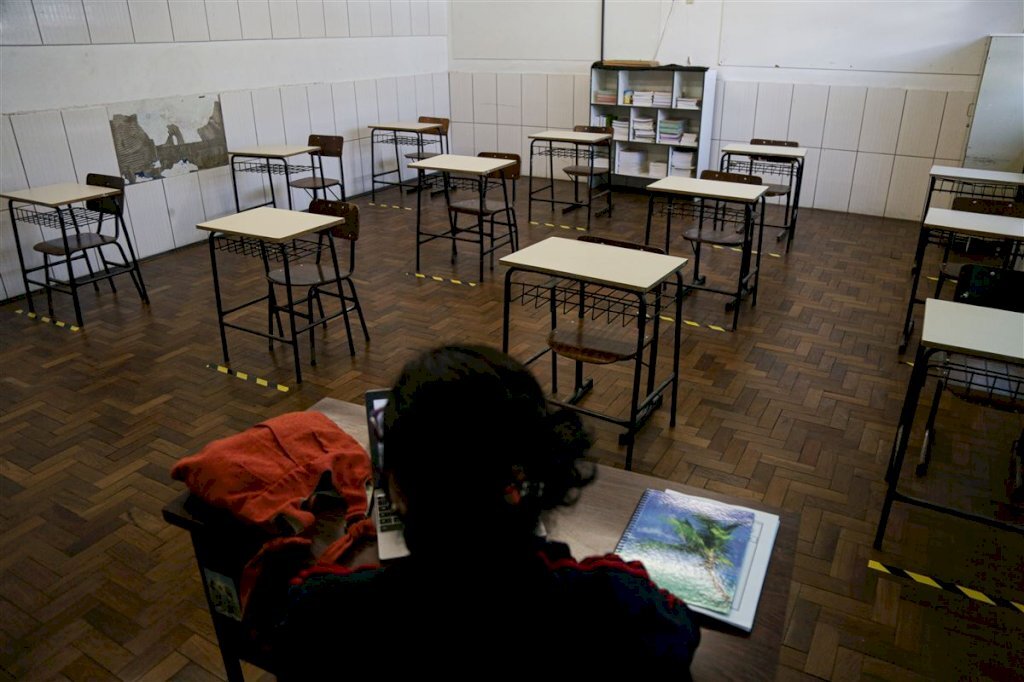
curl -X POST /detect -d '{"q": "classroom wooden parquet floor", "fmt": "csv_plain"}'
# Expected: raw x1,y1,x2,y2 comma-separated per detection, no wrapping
1,183,1021,680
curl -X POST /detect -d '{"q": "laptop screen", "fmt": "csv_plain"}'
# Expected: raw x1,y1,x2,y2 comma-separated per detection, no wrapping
364,389,391,483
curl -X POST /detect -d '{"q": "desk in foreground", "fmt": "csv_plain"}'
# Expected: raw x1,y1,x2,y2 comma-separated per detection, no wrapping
164,397,794,681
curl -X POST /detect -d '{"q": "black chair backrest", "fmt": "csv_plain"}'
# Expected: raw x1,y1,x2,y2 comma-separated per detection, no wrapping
84,173,124,215
954,265,1024,313
577,235,665,255
309,199,358,241
309,134,343,158
951,196,1024,218
419,116,450,135
478,152,521,181
700,169,763,186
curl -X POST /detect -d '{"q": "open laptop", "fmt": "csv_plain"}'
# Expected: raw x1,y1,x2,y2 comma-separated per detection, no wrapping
364,389,410,560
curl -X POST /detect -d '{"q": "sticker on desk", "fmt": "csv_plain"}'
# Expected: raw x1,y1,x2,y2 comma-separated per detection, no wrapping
204,569,243,621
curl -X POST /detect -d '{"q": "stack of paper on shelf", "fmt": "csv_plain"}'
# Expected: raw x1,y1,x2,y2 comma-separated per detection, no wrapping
593,89,617,105
648,160,667,178
658,119,684,144
617,149,646,175
670,151,694,176
675,97,699,109
631,117,655,141
653,91,673,107
612,119,630,141
632,90,655,107
681,131,698,144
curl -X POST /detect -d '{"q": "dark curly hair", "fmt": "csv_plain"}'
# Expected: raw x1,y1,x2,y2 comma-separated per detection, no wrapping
383,344,595,556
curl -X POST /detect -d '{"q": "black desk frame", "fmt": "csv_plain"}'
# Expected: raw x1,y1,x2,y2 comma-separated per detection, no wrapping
6,196,149,328
502,267,684,470
231,151,322,212
370,128,441,203
643,191,765,331
720,152,803,251
527,139,612,229
897,175,1023,352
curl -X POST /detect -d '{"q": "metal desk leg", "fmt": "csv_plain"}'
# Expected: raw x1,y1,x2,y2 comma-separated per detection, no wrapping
624,295,649,471
874,344,933,549
265,159,277,208
477,175,486,282
528,140,535,224
231,158,241,213
208,234,230,365
501,268,515,353
414,168,424,273
276,243,303,384
55,209,85,327
370,134,378,203
670,271,683,426
643,193,656,246
899,225,931,352
7,200,35,315
751,198,766,307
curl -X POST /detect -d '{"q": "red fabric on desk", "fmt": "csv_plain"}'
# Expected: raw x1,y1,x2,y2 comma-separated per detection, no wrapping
171,411,372,534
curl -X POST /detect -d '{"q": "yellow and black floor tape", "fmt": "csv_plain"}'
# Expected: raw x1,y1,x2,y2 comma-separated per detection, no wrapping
709,244,783,259
366,202,413,211
206,363,290,393
658,315,729,333
868,559,1023,614
406,272,479,287
528,220,589,232
14,309,81,332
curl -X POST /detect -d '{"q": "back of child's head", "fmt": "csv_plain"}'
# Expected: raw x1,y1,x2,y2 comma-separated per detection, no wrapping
383,344,594,555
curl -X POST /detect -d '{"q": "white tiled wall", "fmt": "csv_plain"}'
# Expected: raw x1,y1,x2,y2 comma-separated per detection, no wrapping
0,0,449,45
711,80,974,218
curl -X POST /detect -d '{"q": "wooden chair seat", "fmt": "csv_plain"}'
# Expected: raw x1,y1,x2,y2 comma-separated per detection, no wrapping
547,320,651,365
404,150,441,161
564,164,610,176
266,262,351,288
764,183,791,197
289,176,340,191
682,226,744,247
34,232,116,255
448,198,510,216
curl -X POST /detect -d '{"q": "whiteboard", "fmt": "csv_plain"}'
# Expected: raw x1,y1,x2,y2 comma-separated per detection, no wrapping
450,0,600,61
718,1,1021,74
964,35,1024,172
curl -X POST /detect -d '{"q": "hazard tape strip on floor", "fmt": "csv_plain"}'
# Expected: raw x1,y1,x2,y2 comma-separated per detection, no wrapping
658,315,729,333
868,560,1024,614
366,202,413,211
206,363,290,393
406,272,479,287
528,220,589,232
14,309,81,332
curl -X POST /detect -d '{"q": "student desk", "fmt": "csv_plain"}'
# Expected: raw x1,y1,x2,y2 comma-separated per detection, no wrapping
408,153,516,282
367,121,445,202
229,145,321,212
164,396,797,682
643,176,767,331
897,207,1024,352
720,143,806,250
876,299,1024,549
527,129,613,230
2,182,149,327
500,237,687,470
196,207,345,385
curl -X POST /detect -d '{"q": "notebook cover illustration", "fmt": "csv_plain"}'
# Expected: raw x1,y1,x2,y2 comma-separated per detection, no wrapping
614,489,755,614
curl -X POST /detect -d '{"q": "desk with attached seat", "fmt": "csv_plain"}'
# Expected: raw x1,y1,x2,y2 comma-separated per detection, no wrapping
528,129,613,230
229,145,321,212
368,121,446,202
164,396,797,682
720,142,806,250
2,181,149,327
196,207,346,385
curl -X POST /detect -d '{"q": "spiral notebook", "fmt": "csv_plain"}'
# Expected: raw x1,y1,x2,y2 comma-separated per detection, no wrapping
614,488,779,631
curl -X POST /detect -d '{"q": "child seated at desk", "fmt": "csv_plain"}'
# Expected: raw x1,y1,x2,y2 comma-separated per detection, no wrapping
272,344,700,675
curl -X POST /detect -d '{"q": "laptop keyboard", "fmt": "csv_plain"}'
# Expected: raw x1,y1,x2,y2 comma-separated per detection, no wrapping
376,495,404,532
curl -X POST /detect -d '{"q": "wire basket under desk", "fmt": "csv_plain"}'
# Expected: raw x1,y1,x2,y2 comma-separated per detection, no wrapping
211,233,322,263
372,130,439,147
532,145,609,162
509,273,679,329
932,353,1024,412
653,196,755,226
231,159,315,176
723,159,797,179
11,205,117,231
931,177,1021,201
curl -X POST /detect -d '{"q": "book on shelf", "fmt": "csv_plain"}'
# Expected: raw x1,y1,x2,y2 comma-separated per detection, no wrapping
675,97,700,110
592,89,617,105
670,151,694,176
617,149,646,176
631,117,655,142
612,119,630,141
657,119,685,144
614,488,780,632
648,160,667,178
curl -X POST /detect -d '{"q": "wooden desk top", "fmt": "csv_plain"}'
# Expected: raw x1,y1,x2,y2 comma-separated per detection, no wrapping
530,129,612,144
646,176,768,203
229,145,318,158
922,299,1024,364
929,165,1024,186
923,208,1024,240
195,207,342,243
164,395,795,678
407,153,515,175
500,236,687,293
368,121,443,132
722,143,807,159
1,183,120,208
